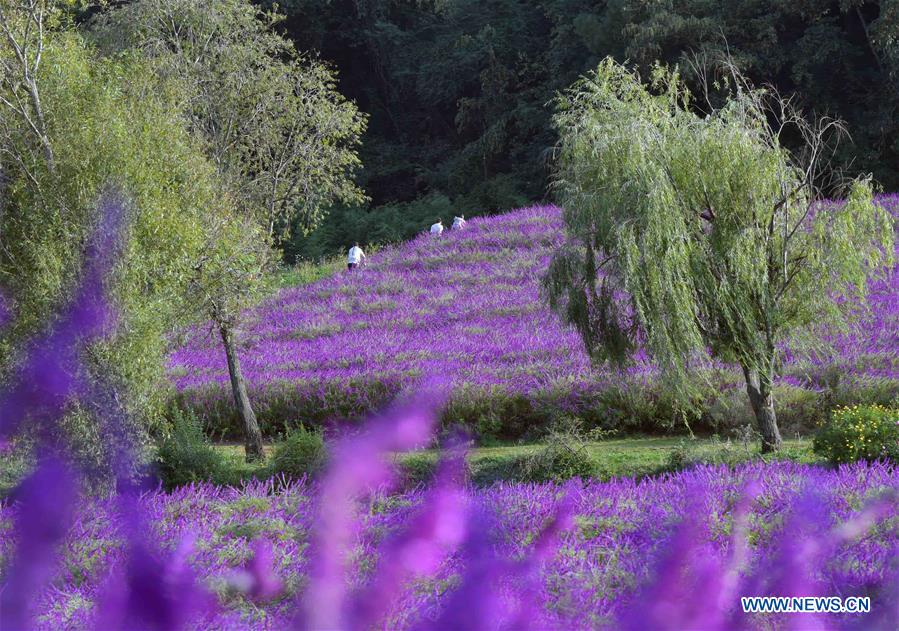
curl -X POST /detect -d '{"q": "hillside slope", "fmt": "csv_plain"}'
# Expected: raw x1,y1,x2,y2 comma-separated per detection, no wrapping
169,201,898,437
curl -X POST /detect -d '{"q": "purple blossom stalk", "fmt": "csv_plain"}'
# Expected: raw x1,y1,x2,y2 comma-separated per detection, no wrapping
0,188,124,443
1,189,217,631
0,458,78,630
297,393,443,629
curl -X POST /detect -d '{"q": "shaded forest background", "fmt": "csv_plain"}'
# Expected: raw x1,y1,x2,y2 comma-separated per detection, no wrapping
150,1,899,260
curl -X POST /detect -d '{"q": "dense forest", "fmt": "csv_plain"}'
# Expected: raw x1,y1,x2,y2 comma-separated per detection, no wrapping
248,0,898,260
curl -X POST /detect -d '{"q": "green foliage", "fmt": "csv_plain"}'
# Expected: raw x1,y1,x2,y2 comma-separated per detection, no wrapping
813,404,899,465
273,259,344,289
286,194,455,262
156,410,226,490
0,27,223,429
89,0,367,462
602,0,899,190
545,59,894,449
518,431,596,482
91,0,367,238
257,0,899,258
396,453,440,487
267,426,327,479
664,440,693,472
548,59,892,376
208,435,817,489
186,212,273,330
185,367,896,447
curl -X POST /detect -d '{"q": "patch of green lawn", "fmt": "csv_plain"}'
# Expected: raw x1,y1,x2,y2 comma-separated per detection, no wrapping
212,443,272,483
212,435,819,488
400,436,817,485
270,258,344,290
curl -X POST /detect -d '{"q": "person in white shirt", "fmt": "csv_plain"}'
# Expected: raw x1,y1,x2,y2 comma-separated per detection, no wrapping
347,242,365,270
430,219,444,235
451,215,466,230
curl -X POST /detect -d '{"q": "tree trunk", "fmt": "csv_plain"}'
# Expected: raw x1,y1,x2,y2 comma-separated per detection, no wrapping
219,323,265,462
26,77,55,174
742,364,782,453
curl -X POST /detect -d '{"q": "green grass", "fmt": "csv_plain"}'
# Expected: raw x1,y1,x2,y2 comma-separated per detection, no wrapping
0,444,33,498
0,436,820,498
213,443,274,483
270,257,344,290
271,244,389,290
401,436,817,485
212,436,819,488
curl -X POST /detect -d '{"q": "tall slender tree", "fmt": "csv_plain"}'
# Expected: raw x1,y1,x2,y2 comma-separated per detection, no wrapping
93,0,366,460
187,213,271,461
544,59,895,452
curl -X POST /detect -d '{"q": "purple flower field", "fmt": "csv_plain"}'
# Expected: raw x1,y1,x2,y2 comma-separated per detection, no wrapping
169,197,899,435
2,192,898,630
3,459,897,629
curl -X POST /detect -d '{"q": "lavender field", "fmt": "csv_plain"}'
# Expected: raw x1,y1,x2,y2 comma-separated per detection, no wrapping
169,197,899,437
3,193,898,631
4,458,897,629
6,5,899,628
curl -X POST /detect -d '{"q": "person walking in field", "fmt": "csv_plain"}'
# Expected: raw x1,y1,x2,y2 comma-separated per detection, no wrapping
430,218,444,235
347,242,365,270
451,215,466,230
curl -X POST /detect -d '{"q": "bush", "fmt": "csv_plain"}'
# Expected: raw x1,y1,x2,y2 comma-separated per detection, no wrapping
268,426,327,479
664,440,693,472
813,404,899,465
396,453,439,487
156,410,225,489
518,432,595,482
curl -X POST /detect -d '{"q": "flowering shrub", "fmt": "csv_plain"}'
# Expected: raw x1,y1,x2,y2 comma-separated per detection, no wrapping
813,404,899,464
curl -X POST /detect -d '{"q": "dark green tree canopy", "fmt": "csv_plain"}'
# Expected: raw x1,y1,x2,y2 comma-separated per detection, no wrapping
267,0,897,262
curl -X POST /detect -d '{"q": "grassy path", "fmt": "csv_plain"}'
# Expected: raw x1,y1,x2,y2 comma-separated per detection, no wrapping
214,435,818,487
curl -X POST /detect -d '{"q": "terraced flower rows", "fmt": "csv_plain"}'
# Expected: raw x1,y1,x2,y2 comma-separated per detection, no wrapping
169,197,898,435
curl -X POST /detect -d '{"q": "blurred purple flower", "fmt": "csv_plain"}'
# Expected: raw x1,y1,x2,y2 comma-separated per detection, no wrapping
414,495,574,631
227,539,284,601
298,395,441,629
347,449,470,628
0,188,126,442
93,529,217,630
0,458,78,631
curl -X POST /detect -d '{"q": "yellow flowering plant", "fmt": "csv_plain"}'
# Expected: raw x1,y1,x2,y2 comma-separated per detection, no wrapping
813,404,899,465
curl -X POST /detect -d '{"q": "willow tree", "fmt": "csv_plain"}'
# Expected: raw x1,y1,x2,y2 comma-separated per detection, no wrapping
544,59,894,452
